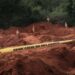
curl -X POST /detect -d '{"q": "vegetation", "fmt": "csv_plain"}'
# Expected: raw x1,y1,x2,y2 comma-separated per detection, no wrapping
0,0,75,28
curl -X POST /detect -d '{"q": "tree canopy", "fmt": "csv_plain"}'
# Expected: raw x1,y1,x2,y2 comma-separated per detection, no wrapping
0,0,75,28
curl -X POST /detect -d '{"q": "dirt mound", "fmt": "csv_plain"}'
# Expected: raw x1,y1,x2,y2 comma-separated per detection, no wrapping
0,22,75,75
0,56,53,75
0,22,75,47
0,45,75,75
23,22,75,35
22,35,40,44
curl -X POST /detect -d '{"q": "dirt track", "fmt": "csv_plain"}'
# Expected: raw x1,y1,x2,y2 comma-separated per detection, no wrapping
0,22,75,75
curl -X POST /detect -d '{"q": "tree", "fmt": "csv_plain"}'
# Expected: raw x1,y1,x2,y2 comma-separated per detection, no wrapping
67,0,73,17
0,0,75,28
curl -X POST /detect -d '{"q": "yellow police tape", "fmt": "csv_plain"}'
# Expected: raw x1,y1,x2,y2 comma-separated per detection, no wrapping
0,39,75,53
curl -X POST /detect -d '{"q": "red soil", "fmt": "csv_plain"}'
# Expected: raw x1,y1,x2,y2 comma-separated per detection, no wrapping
0,22,75,75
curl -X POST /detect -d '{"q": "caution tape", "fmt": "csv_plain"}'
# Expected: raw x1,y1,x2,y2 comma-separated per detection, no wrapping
0,39,75,53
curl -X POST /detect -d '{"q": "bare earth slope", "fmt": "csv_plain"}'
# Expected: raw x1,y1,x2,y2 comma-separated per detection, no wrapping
0,22,75,75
